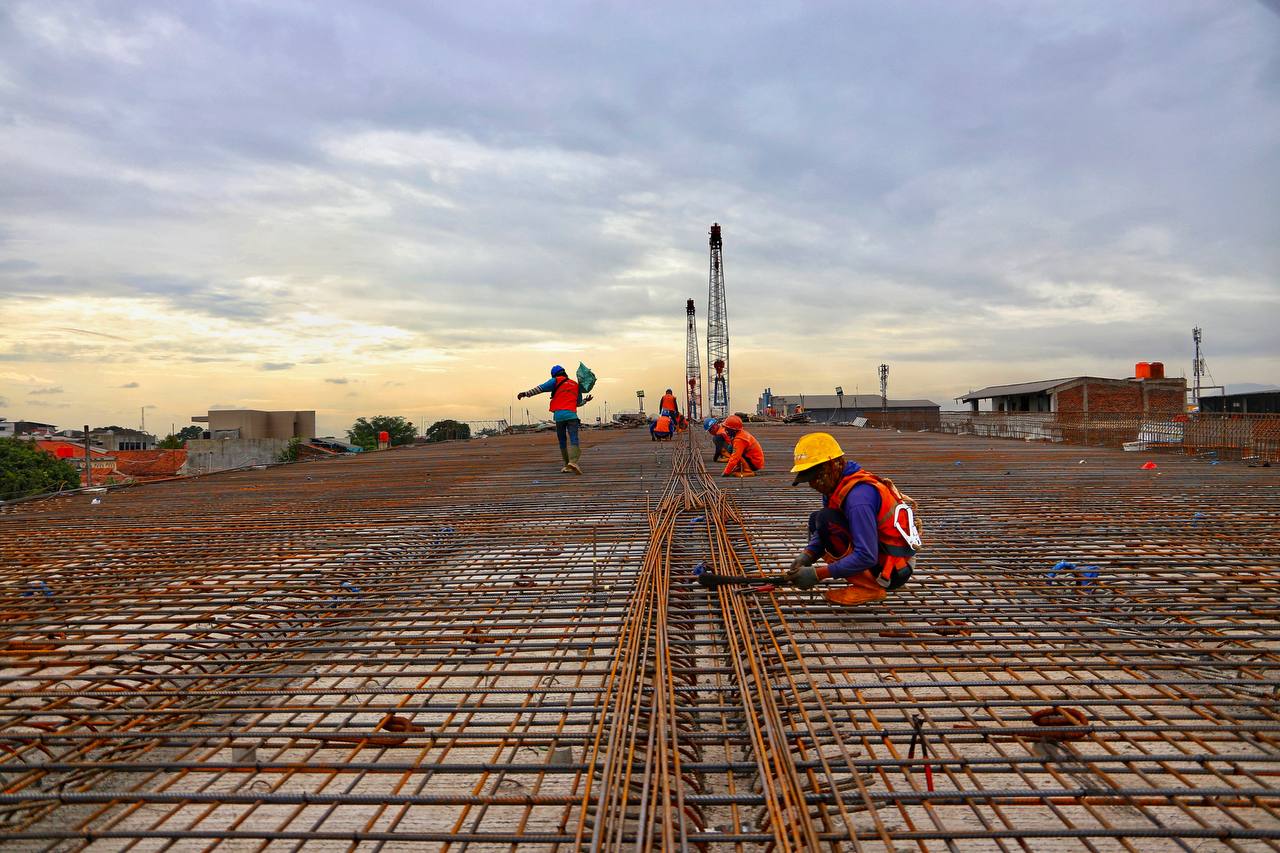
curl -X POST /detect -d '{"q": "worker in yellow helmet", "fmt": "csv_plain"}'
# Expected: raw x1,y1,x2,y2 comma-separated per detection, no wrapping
782,432,920,606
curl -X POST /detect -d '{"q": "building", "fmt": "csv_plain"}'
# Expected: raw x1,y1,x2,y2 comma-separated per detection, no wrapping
90,427,157,452
758,391,941,423
1198,389,1280,415
33,440,119,486
959,373,1187,417
191,409,316,440
3,420,58,438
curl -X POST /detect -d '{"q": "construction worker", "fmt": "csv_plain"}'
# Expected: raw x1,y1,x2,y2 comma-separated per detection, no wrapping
650,413,674,441
783,433,919,606
719,415,763,477
659,388,679,417
517,365,593,474
705,418,730,461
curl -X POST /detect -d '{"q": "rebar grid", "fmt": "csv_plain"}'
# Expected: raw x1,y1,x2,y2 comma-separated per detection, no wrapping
0,426,1277,850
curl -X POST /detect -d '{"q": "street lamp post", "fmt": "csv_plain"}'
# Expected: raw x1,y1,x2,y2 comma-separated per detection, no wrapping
636,390,645,416
836,386,844,420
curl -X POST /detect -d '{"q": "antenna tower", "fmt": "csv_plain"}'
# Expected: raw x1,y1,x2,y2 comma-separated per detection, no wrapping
879,364,889,413
685,299,702,421
706,223,730,417
1192,326,1205,406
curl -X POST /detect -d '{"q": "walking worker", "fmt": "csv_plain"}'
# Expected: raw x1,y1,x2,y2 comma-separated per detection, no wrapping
719,415,764,477
659,388,679,416
650,413,674,441
517,365,593,474
782,432,920,606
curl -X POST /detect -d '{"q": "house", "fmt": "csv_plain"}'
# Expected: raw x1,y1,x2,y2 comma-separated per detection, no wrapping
1198,389,1280,415
757,391,941,424
958,367,1187,417
5,420,58,437
90,427,157,452
33,440,120,486
191,409,316,440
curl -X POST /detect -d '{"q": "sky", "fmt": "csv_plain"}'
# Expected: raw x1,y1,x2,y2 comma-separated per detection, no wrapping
1,1,1277,436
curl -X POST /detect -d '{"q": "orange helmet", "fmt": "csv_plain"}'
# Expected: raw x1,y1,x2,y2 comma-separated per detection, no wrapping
722,414,744,430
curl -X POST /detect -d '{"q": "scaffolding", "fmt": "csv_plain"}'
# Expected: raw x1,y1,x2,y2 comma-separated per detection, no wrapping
1,427,1278,848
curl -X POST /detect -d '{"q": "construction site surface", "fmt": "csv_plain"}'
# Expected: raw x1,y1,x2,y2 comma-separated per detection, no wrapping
2,425,1278,850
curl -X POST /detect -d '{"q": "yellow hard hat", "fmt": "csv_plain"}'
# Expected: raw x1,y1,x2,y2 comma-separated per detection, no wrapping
790,432,844,479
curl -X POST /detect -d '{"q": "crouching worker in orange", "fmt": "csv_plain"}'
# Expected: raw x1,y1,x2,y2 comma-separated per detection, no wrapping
719,415,764,477
783,433,920,606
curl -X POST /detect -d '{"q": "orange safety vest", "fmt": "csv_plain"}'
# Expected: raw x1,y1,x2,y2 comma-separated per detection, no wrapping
827,471,920,588
655,415,672,432
659,393,678,412
549,376,580,413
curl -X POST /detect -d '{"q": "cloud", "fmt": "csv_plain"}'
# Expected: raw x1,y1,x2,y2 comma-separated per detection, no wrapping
120,381,140,388
0,1,1273,414
28,386,64,395
324,377,349,384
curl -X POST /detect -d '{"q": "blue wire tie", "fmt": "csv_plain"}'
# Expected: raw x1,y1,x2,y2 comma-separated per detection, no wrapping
1048,560,1075,582
1078,566,1099,586
341,581,361,594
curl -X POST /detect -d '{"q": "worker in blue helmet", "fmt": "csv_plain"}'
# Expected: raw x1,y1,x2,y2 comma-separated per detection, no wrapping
705,417,731,462
517,365,593,474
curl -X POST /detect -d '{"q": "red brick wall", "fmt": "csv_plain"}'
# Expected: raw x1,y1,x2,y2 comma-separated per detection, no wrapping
1083,382,1143,414
1056,386,1085,413
1057,380,1186,416
1145,387,1185,416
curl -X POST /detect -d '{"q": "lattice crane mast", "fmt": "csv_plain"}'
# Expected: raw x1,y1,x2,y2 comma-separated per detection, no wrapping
685,298,702,421
706,223,730,417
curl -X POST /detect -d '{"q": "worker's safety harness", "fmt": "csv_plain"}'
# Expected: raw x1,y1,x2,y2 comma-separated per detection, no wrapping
828,471,923,589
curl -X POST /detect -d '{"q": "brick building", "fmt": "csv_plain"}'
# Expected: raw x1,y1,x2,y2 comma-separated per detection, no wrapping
960,374,1187,416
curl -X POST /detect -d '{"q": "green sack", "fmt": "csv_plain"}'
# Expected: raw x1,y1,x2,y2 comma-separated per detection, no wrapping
576,362,597,394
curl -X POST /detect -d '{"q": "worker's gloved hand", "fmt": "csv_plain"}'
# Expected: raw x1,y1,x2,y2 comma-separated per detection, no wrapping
785,565,821,590
582,395,594,404
790,552,816,571
517,392,527,399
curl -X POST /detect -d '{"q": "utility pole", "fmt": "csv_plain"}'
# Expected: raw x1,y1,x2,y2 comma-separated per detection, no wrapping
685,298,702,421
879,364,889,413
706,223,730,417
83,424,91,487
836,386,844,418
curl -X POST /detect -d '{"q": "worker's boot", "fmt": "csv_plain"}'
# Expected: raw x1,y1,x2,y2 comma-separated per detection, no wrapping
560,447,571,473
566,446,583,475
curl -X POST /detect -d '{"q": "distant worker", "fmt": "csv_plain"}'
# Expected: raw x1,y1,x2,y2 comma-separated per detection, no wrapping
650,413,674,441
659,388,679,417
517,365,593,474
705,417,730,462
783,433,920,606
719,415,764,477
675,412,688,432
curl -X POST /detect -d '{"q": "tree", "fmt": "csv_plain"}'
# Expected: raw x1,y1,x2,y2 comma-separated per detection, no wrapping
0,438,81,501
158,425,203,449
347,416,417,450
425,419,471,443
276,437,301,462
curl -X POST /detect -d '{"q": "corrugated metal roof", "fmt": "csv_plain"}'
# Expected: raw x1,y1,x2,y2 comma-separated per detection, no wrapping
957,378,1081,403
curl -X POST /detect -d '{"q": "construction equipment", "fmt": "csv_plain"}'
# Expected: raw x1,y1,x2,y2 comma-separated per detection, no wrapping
706,223,729,417
693,564,791,591
684,299,702,421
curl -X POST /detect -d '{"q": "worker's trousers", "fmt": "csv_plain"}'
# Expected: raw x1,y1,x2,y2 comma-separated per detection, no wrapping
555,418,580,450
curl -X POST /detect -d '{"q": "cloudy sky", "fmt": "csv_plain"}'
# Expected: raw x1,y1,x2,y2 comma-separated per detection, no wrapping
1,1,1277,435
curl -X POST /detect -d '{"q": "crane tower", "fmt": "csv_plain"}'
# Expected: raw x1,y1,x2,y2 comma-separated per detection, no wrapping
706,223,730,417
685,299,702,422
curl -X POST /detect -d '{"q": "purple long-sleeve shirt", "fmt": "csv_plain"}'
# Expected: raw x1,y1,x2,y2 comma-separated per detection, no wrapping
805,461,881,579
